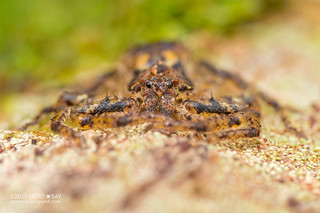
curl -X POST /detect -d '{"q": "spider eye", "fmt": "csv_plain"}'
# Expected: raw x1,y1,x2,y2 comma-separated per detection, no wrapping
146,82,152,88
167,81,173,88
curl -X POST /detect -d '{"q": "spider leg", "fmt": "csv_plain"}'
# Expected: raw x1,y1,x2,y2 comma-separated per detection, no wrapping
51,110,170,143
114,97,260,138
200,61,305,138
51,110,82,139
51,97,138,137
19,91,89,131
258,92,306,138
169,96,260,138
70,112,169,130
145,110,260,139
75,97,136,115
19,71,118,131
200,61,248,89
185,96,247,116
83,70,117,93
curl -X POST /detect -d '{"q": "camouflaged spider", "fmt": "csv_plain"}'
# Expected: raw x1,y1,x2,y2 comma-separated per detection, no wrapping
20,42,304,141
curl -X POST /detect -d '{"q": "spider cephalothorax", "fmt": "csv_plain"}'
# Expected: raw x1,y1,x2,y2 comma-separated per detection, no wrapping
132,63,186,117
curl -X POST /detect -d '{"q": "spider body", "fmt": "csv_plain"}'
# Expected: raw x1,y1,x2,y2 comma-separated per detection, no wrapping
21,42,304,141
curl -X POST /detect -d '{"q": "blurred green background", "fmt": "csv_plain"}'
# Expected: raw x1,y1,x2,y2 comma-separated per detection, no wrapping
0,0,285,94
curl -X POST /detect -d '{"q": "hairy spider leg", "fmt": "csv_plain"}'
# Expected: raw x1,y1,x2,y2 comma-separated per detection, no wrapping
143,110,260,139
76,95,261,138
71,112,168,130
258,92,306,138
51,110,82,139
69,97,137,129
49,99,135,145
67,109,260,139
185,97,247,115
178,97,261,138
19,71,117,131
50,92,260,139
50,97,137,138
83,70,117,93
19,91,89,131
200,61,305,138
19,106,55,131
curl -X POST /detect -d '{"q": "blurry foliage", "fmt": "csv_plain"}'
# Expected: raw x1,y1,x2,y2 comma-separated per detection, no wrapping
0,0,285,92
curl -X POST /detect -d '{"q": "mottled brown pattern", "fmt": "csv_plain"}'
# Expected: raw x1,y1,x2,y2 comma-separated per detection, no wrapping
20,42,304,143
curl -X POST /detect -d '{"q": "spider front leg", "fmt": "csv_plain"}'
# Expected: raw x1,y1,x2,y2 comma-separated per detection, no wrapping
141,110,260,139
188,111,260,139
213,112,261,139
180,97,261,138
200,61,249,90
19,70,117,131
51,97,137,138
185,96,247,116
70,97,138,129
19,91,90,131
51,110,82,139
200,61,305,138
